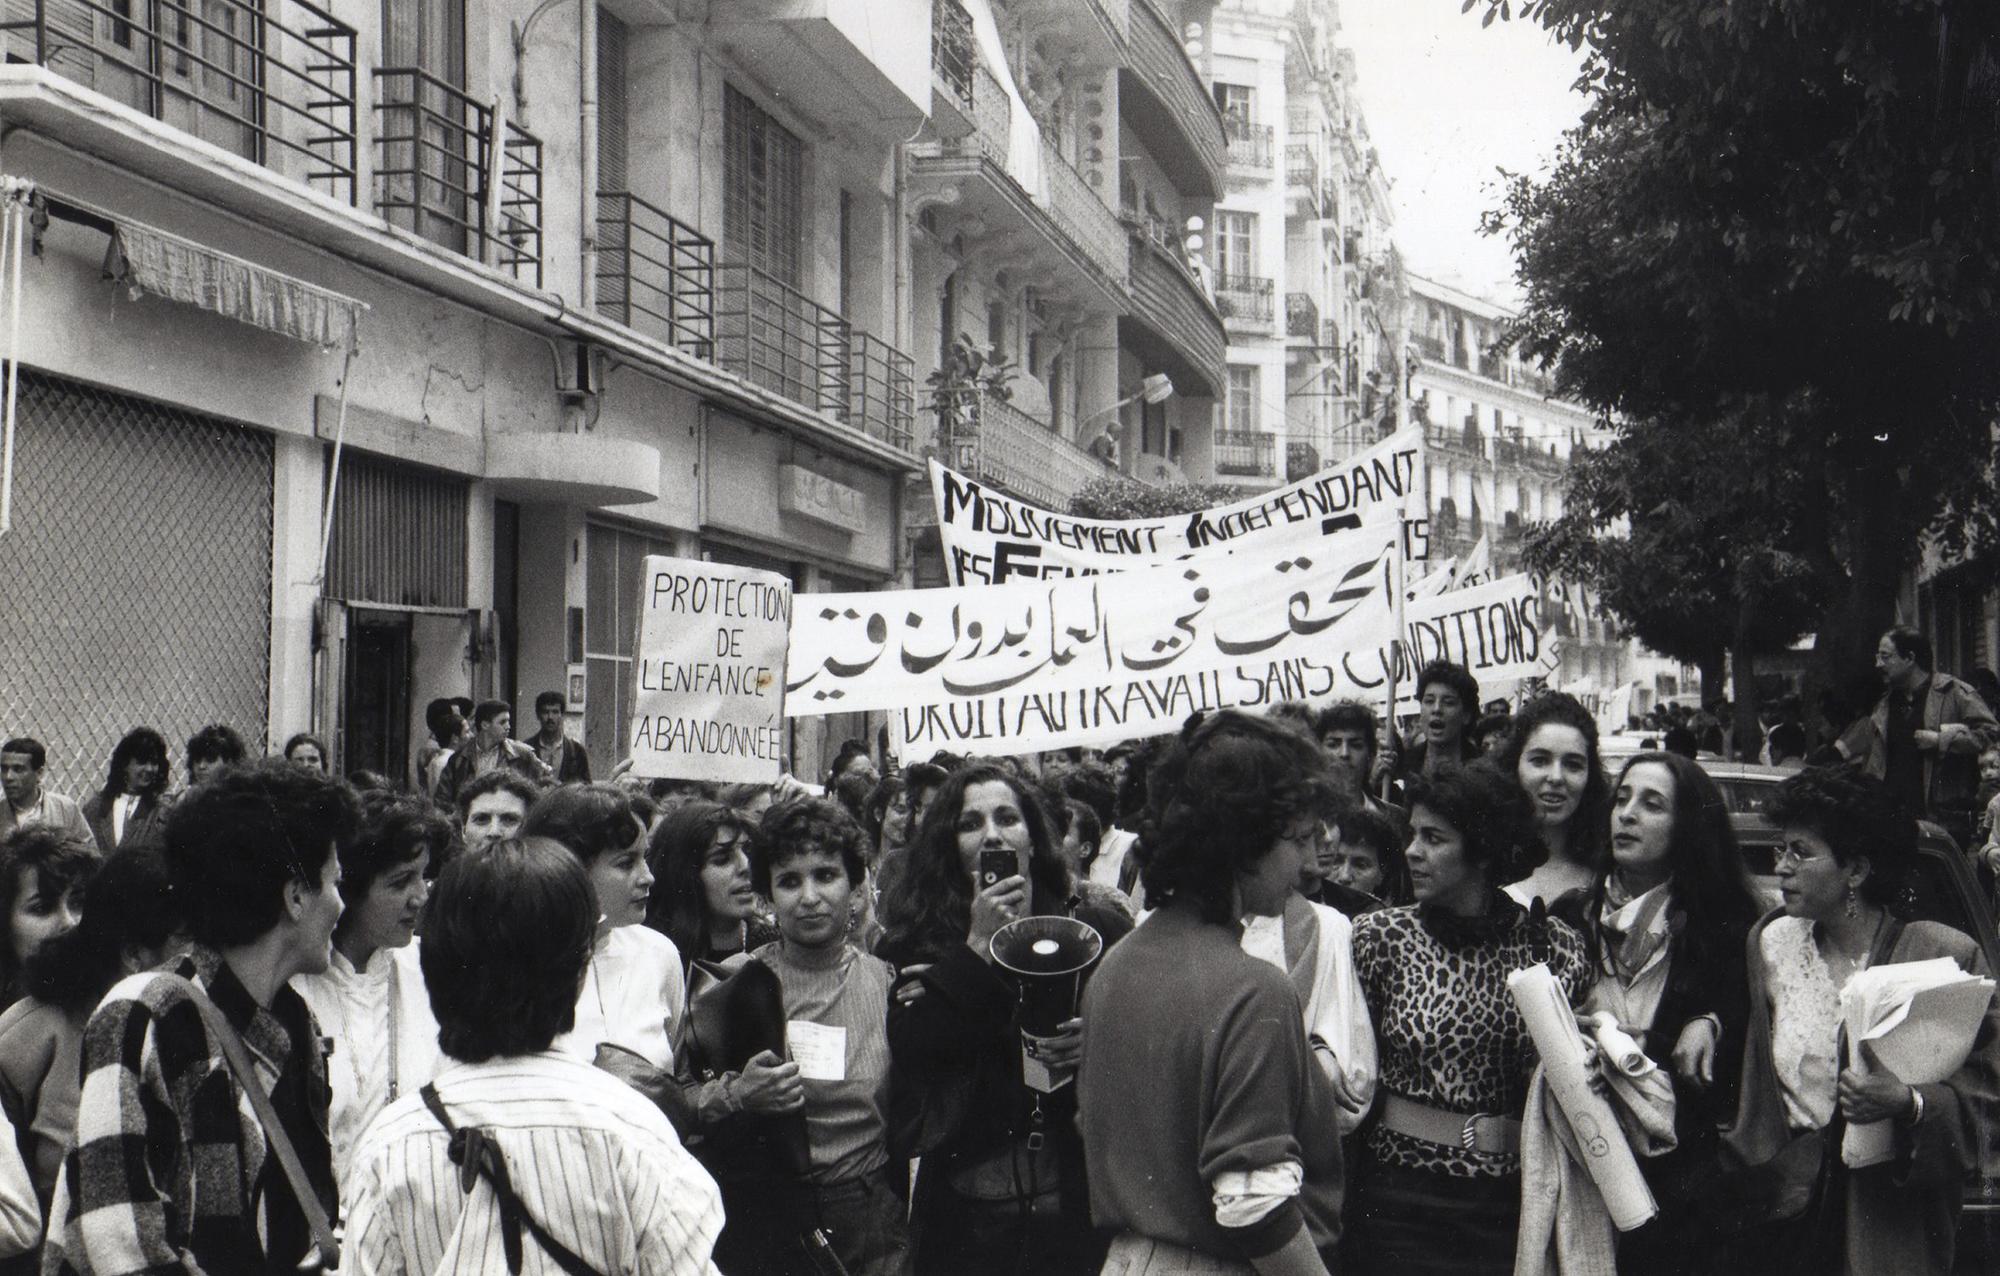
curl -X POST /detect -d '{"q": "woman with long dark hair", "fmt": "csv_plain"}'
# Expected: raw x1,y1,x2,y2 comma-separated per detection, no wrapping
1499,693,1611,908
0,848,180,1243
0,830,96,1012
1554,751,1762,1273
1080,712,1347,1276
878,764,1132,1276
80,728,172,854
1345,761,1590,1276
645,799,777,970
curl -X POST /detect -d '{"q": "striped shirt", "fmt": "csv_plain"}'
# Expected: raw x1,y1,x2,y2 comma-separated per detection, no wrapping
344,1050,724,1276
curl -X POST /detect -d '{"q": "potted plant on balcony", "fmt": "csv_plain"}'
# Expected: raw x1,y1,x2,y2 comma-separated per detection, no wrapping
925,335,1014,472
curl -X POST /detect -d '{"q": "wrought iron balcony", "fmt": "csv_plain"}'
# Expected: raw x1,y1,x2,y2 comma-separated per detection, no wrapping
596,191,714,359
851,332,916,450
954,394,1120,510
0,0,359,202
712,262,915,449
1286,291,1319,340
1225,118,1273,169
932,0,974,113
1214,273,1275,326
374,68,543,285
1286,143,1319,193
1214,429,1278,477
1039,139,1126,285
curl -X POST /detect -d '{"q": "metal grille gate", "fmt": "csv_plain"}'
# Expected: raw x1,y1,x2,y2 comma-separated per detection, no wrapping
0,372,274,795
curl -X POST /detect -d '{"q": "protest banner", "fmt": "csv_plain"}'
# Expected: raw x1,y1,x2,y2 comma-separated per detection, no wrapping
628,556,791,783
787,524,1401,716
881,572,1554,755
931,428,1428,585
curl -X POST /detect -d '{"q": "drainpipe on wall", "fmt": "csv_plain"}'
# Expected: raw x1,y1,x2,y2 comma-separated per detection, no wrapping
579,0,598,310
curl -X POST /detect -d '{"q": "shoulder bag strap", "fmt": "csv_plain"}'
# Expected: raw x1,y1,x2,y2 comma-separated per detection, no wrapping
418,1084,605,1276
169,975,340,1273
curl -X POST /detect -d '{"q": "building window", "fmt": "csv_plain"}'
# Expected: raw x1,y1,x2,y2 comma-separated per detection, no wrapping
723,85,803,286
986,299,1007,360
1212,81,1254,123
1216,210,1255,281
1227,365,1259,433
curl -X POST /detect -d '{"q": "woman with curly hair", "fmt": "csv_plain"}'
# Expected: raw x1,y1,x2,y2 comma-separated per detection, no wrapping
1553,751,1763,1274
1715,763,2000,1275
0,830,97,1011
878,764,1132,1276
1498,693,1611,908
645,799,777,971
1079,711,1348,1276
1345,761,1590,1276
80,728,172,854
293,794,448,1187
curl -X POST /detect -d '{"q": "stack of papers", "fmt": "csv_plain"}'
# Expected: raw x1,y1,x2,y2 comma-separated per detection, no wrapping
1840,957,1995,1168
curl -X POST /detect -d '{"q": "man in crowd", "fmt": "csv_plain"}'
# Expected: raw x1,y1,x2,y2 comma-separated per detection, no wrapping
343,837,724,1274
458,769,539,855
44,761,353,1274
1372,661,1481,790
1313,701,1410,849
1842,625,1999,841
0,738,92,844
527,689,591,783
434,700,549,806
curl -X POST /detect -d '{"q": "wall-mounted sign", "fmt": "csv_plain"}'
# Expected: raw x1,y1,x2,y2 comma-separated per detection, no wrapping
778,464,868,536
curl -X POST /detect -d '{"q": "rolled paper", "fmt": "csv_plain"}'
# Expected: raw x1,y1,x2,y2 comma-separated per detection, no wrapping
1587,1011,1654,1078
1508,964,1659,1231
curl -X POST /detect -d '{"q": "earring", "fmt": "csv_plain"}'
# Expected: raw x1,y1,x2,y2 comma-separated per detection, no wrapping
1845,881,1860,920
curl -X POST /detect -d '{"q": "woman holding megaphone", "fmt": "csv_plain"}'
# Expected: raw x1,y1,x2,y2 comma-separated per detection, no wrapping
878,764,1133,1276
1077,712,1348,1276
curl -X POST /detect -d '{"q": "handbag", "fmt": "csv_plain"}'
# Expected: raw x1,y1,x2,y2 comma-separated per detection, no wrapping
169,976,340,1274
680,957,811,1180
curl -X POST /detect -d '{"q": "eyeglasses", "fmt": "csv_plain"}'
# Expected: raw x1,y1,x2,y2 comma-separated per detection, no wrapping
1773,845,1825,870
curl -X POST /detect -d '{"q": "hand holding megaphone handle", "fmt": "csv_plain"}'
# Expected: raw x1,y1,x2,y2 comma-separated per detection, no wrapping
968,876,1028,962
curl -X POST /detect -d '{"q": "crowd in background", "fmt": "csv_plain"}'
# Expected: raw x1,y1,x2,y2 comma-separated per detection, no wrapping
0,626,1991,1275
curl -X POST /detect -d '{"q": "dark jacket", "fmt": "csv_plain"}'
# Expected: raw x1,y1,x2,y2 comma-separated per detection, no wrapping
432,742,548,806
78,790,170,854
526,734,592,784
1840,672,2000,817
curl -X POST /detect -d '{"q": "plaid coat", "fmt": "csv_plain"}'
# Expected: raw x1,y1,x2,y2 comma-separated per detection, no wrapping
40,947,335,1275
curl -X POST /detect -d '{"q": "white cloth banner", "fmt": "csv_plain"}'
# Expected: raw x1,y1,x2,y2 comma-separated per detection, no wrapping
930,428,1428,585
628,556,791,783
789,565,1555,756
789,524,1401,717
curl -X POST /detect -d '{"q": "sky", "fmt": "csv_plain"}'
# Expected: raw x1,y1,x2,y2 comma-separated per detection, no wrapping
1334,0,1591,304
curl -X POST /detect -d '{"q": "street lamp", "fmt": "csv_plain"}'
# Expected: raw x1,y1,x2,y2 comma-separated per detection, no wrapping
1079,373,1174,463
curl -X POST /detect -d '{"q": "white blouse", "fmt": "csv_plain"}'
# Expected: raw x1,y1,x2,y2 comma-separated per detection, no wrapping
294,942,442,1189
556,925,686,1071
1760,915,1844,1132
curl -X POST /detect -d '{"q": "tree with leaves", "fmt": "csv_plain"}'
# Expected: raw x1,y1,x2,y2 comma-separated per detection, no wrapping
1472,0,2000,739
1067,477,1247,520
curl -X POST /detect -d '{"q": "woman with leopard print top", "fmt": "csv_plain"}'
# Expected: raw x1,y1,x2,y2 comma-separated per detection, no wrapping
1343,761,1590,1276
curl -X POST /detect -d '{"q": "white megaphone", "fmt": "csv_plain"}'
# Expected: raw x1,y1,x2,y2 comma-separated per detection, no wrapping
990,915,1104,1093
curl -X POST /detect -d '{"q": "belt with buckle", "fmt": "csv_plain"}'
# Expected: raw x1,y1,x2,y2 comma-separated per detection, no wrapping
1378,1093,1521,1157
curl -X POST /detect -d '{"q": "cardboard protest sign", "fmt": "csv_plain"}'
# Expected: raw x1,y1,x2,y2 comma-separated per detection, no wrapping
880,573,1557,756
930,428,1428,585
787,524,1402,717
628,556,791,783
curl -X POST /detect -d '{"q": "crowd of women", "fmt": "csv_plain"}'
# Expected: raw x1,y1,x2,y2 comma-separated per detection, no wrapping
0,657,1993,1276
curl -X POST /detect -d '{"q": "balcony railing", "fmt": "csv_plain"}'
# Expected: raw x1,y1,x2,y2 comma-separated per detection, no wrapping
1214,274,1274,325
932,0,974,112
962,394,1120,510
596,191,714,359
0,0,359,202
374,68,543,285
715,262,852,419
1413,332,1447,362
1224,118,1273,168
851,332,916,450
1286,143,1319,192
1040,140,1126,283
1215,429,1278,477
1286,291,1319,340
